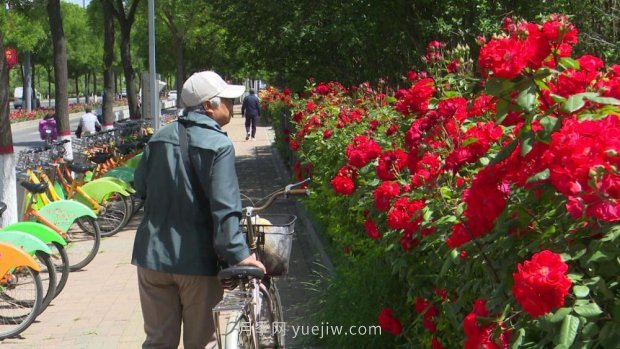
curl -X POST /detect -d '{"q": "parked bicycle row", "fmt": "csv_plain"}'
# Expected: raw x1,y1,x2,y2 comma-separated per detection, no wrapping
0,120,149,339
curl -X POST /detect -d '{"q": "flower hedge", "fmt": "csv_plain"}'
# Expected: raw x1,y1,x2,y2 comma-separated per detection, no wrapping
264,15,620,348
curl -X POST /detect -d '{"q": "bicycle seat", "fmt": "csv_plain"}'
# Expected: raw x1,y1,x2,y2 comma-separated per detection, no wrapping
68,162,95,173
218,266,265,281
20,181,49,194
0,201,6,216
89,153,112,164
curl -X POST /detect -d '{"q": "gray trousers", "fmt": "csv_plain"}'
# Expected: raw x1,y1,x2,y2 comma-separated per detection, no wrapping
137,267,223,349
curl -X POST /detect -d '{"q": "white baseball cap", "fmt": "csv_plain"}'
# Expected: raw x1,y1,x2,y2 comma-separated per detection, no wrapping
180,71,245,107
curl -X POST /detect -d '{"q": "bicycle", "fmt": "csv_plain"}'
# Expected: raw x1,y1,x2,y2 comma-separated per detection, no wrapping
0,203,43,339
213,178,310,349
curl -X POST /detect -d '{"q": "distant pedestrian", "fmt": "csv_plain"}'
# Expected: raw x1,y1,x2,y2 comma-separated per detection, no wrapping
241,88,261,141
76,105,101,137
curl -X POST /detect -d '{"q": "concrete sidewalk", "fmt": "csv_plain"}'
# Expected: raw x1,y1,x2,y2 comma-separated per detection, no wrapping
1,106,329,348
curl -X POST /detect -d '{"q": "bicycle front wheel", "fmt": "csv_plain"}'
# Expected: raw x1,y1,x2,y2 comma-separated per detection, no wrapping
66,216,101,271
0,267,43,339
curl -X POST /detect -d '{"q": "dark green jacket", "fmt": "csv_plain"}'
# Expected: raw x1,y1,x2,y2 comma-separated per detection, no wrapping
131,111,250,275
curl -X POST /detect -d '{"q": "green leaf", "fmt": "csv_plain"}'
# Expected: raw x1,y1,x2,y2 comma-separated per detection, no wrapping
511,328,525,349
562,95,586,113
587,250,612,264
486,78,515,97
550,94,567,104
462,137,479,147
521,133,534,156
573,302,603,318
602,226,620,242
559,57,580,70
557,315,579,346
440,186,452,199
491,139,518,164
545,307,572,323
573,285,590,298
517,85,538,113
539,116,560,136
526,169,550,184
586,95,620,106
495,99,510,124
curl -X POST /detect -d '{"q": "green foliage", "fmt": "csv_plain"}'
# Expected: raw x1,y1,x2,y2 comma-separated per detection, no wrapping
303,250,406,348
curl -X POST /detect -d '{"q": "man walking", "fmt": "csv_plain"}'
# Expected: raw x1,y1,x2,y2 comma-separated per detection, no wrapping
241,88,261,141
132,71,265,349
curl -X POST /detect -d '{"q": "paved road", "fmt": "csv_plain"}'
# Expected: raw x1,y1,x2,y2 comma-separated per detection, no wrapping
1,106,330,348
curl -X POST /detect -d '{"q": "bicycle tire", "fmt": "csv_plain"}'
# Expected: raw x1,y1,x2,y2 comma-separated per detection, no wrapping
269,282,285,348
66,216,101,271
0,267,43,339
97,193,132,237
34,251,57,313
223,312,254,349
47,242,70,296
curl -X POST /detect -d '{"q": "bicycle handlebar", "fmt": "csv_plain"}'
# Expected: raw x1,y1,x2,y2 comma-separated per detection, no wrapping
243,178,311,217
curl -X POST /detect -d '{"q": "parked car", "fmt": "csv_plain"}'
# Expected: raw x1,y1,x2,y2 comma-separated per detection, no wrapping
167,90,177,101
13,87,41,109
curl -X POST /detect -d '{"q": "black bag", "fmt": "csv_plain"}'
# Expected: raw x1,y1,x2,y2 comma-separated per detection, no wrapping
75,125,82,138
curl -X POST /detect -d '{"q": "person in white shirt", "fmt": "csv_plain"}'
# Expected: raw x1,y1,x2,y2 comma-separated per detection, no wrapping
79,105,102,136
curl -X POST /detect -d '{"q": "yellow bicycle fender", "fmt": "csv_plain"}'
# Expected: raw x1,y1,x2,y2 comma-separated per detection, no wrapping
1,222,67,246
0,231,53,255
123,152,143,169
77,180,130,205
37,200,97,233
102,167,135,186
0,241,41,276
97,176,135,194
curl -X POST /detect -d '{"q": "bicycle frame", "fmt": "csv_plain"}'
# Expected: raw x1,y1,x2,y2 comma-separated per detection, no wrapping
213,178,310,349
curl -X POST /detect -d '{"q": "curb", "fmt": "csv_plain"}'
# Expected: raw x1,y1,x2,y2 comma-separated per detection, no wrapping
265,127,334,273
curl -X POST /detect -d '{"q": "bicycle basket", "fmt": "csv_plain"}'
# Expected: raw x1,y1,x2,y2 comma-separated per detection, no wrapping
245,214,296,276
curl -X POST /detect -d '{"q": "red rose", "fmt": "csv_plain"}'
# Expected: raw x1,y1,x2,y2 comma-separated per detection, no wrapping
364,219,381,240
373,181,400,211
377,308,402,335
330,175,355,195
512,250,572,317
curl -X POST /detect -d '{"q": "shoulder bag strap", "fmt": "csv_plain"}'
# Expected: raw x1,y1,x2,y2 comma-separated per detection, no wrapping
178,120,210,211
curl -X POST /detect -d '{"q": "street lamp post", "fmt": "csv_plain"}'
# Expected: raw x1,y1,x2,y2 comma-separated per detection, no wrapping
148,0,159,131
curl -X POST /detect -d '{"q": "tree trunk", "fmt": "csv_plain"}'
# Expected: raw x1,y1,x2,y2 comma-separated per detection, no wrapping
75,75,80,104
102,0,116,129
119,26,139,118
31,59,36,109
47,0,72,160
47,68,52,108
23,52,32,111
92,70,97,102
0,30,18,226
112,0,141,119
85,72,90,105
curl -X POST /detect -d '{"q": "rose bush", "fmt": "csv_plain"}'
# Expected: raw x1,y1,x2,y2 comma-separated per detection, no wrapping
265,15,619,348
